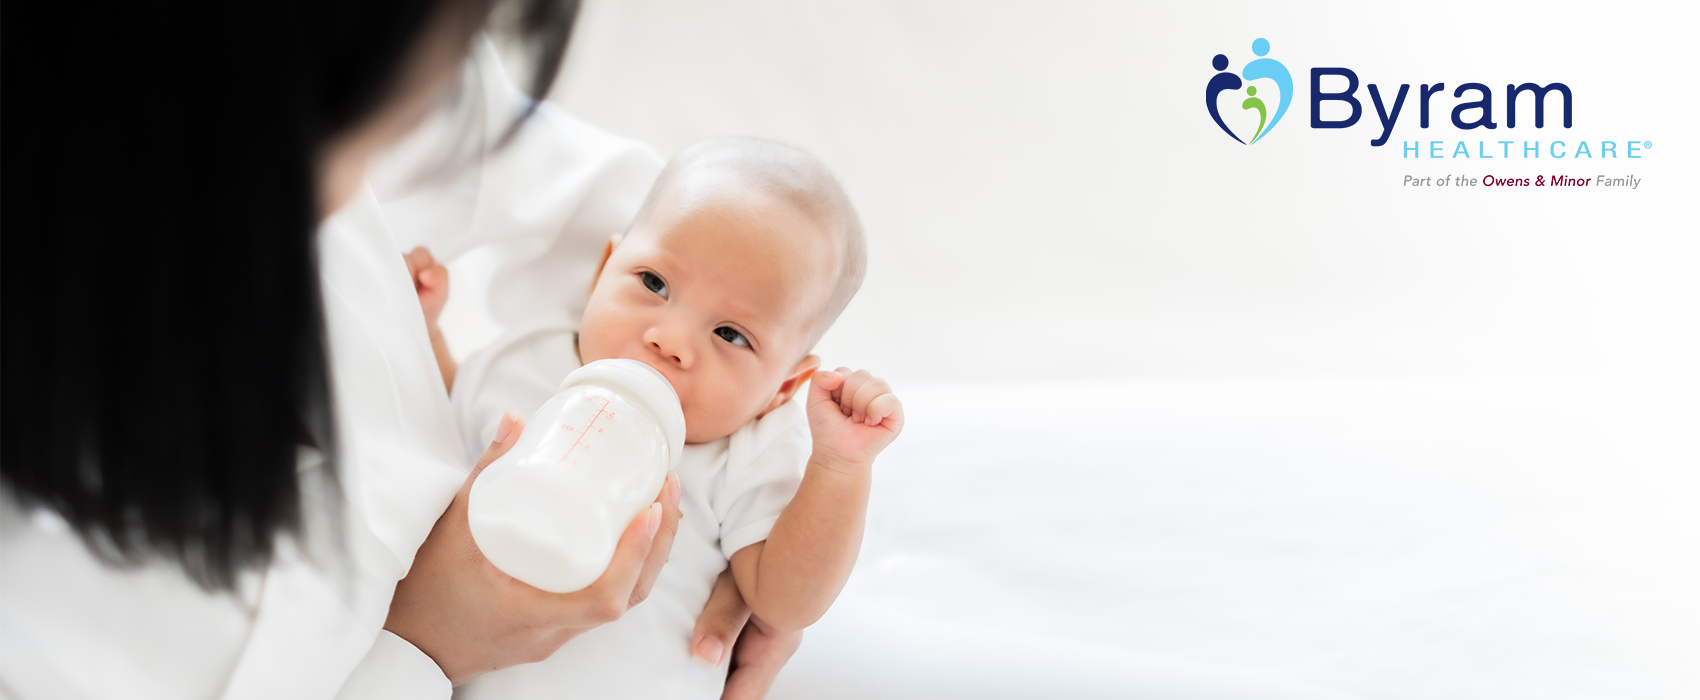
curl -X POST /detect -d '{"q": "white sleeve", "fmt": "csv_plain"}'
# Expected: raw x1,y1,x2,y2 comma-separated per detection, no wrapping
335,631,452,700
715,396,812,559
368,37,663,334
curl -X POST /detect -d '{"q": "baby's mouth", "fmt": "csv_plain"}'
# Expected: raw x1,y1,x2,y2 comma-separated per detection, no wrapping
618,355,683,398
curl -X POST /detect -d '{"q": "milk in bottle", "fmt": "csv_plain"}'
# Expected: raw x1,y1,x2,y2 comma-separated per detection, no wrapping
468,359,686,593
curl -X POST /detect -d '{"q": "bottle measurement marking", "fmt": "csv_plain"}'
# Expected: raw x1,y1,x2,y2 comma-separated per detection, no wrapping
558,397,614,464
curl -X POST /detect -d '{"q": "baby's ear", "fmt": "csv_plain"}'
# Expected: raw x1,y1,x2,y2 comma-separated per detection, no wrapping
589,232,625,296
763,354,821,416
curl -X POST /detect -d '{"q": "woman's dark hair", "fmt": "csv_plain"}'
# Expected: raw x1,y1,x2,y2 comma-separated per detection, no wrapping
2,0,578,590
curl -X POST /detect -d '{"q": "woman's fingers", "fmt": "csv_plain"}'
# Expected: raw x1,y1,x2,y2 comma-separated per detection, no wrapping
470,413,521,478
562,502,661,623
691,568,752,669
720,615,804,700
628,472,682,608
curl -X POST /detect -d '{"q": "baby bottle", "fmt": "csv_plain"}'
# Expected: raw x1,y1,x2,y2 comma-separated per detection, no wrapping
468,359,687,593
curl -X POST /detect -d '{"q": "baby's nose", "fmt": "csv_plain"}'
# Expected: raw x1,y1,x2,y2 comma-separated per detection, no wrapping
643,326,694,370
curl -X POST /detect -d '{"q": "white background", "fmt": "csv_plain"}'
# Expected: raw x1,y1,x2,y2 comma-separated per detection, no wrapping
453,2,1698,698
550,0,1697,384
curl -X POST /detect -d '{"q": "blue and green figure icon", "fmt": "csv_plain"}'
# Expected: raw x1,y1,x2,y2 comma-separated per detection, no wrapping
1205,38,1293,145
1241,86,1267,143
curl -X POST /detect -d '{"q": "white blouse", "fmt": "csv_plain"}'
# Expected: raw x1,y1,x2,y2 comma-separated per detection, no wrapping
0,38,661,700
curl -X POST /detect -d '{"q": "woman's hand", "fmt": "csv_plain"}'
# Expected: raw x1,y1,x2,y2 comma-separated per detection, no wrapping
692,567,804,700
722,614,803,700
385,413,683,685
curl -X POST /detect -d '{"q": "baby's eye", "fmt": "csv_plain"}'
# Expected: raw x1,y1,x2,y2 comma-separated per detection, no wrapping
714,327,750,348
640,271,668,299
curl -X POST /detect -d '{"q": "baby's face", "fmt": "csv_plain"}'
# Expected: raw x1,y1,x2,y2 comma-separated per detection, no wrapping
579,191,833,443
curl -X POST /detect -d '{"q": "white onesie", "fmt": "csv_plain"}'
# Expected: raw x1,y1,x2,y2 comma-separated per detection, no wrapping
450,323,809,699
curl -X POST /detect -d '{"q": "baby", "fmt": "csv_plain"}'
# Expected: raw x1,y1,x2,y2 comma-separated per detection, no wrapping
408,137,902,697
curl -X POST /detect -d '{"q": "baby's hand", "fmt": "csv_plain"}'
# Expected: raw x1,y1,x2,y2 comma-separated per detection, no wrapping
806,368,904,469
403,246,449,327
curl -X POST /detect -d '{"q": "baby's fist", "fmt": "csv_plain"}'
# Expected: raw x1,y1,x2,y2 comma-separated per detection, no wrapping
403,246,449,326
807,368,903,468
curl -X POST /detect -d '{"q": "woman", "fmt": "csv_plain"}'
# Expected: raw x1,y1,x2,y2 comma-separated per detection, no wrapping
1,1,789,696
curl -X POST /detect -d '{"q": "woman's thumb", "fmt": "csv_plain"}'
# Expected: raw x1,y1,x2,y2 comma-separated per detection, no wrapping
471,412,523,478
692,568,751,669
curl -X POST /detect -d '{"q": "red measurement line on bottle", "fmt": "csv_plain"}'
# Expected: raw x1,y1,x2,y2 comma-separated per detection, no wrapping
558,397,613,463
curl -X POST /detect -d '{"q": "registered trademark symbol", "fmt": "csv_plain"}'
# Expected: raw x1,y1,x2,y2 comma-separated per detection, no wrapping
1644,141,1652,149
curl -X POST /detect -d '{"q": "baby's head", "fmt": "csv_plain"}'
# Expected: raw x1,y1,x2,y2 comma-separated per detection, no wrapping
579,138,864,443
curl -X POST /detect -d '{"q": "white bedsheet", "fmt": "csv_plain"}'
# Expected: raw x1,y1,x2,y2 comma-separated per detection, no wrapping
771,377,1700,699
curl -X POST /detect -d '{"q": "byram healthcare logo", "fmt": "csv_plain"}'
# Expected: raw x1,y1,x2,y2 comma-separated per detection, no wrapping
1206,38,1292,145
1199,36,1648,189
1199,37,1645,163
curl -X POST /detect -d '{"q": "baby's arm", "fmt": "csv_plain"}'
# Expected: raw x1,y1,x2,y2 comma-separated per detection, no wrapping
728,368,903,632
403,246,456,391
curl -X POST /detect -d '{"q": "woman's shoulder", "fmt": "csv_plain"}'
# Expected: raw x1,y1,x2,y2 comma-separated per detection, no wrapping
0,488,256,700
